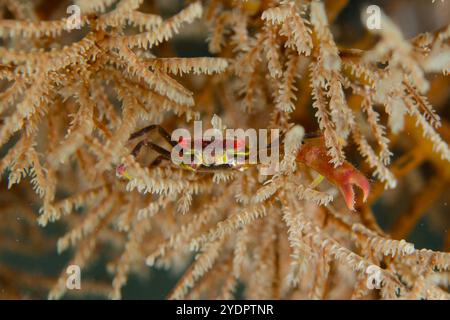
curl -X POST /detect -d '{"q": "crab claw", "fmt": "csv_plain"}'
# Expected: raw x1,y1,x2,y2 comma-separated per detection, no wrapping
296,138,370,211
338,168,370,211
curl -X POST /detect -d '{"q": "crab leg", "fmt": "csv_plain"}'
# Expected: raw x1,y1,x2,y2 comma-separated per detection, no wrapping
117,140,172,180
131,140,171,159
117,124,178,180
129,124,176,147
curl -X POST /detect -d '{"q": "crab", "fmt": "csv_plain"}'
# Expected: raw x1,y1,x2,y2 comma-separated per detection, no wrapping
116,124,370,211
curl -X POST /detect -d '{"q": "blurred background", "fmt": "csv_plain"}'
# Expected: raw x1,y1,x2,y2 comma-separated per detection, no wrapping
0,0,449,299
